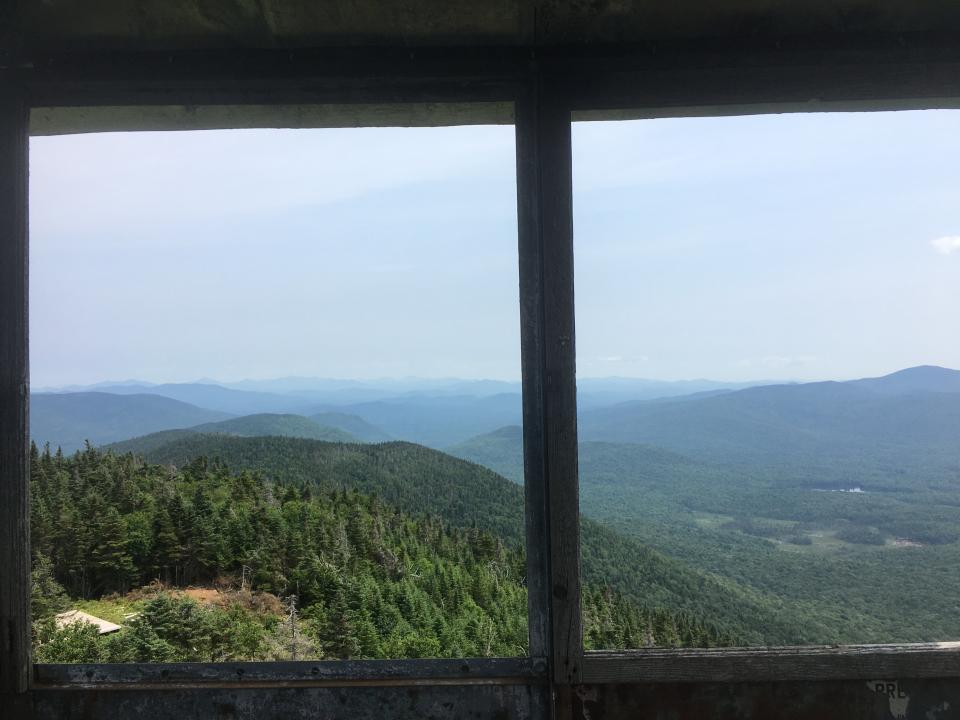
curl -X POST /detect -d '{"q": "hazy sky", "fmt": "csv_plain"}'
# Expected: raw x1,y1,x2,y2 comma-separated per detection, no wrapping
30,110,960,387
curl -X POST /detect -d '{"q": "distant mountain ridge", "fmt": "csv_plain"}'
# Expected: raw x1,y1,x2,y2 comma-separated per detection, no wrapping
849,365,960,395
30,392,231,452
103,413,368,454
578,366,960,475
191,413,356,442
305,393,523,447
39,375,769,414
33,365,960,458
80,382,307,415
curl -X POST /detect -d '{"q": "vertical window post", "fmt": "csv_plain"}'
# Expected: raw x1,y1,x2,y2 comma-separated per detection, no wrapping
0,90,31,704
516,77,583,689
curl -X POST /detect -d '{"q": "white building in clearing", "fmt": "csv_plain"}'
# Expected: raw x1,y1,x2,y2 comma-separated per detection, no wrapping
54,610,122,635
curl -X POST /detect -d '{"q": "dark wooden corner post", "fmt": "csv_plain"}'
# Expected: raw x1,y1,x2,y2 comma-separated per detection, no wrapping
516,70,583,717
0,89,31,717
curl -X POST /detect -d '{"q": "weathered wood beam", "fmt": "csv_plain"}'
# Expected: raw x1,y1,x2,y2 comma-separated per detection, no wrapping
516,77,582,687
8,32,960,115
0,89,30,699
516,79,550,666
31,683,549,720
564,60,960,115
574,677,960,720
583,644,960,684
34,657,547,688
13,48,526,109
30,676,960,720
547,33,960,114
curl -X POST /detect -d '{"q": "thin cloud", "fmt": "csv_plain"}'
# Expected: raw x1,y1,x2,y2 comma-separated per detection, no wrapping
931,236,960,255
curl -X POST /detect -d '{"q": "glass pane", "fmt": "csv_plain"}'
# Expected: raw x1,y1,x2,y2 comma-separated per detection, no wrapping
29,121,527,661
572,109,960,649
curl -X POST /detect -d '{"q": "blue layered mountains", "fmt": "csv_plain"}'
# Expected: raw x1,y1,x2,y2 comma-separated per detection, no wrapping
32,366,960,459
28,365,960,644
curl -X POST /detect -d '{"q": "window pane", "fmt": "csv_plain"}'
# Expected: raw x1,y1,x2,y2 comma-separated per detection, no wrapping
564,110,960,649
29,122,528,661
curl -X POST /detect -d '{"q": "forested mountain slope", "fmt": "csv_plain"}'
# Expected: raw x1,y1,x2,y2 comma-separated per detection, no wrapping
103,414,358,456
309,412,392,442
452,419,960,643
450,425,726,489
447,425,525,482
117,432,827,644
106,429,200,456
191,414,356,442
31,446,734,661
137,433,528,544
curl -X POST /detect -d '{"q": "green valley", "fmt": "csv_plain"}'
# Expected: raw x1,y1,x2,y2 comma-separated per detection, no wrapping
452,367,960,644
31,365,960,657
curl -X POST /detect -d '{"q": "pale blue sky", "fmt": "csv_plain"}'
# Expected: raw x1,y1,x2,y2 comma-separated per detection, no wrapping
30,110,960,386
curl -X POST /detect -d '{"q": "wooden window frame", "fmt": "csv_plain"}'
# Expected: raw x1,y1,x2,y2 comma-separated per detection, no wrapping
4,37,960,718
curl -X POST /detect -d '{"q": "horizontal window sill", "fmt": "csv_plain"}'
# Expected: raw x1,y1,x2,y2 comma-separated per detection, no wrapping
33,657,547,689
582,643,960,684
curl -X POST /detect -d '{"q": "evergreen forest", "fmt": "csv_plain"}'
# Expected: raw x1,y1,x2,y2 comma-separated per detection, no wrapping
31,443,732,662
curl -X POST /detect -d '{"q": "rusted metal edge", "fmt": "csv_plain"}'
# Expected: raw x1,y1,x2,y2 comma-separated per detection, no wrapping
34,657,548,689
582,644,960,684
